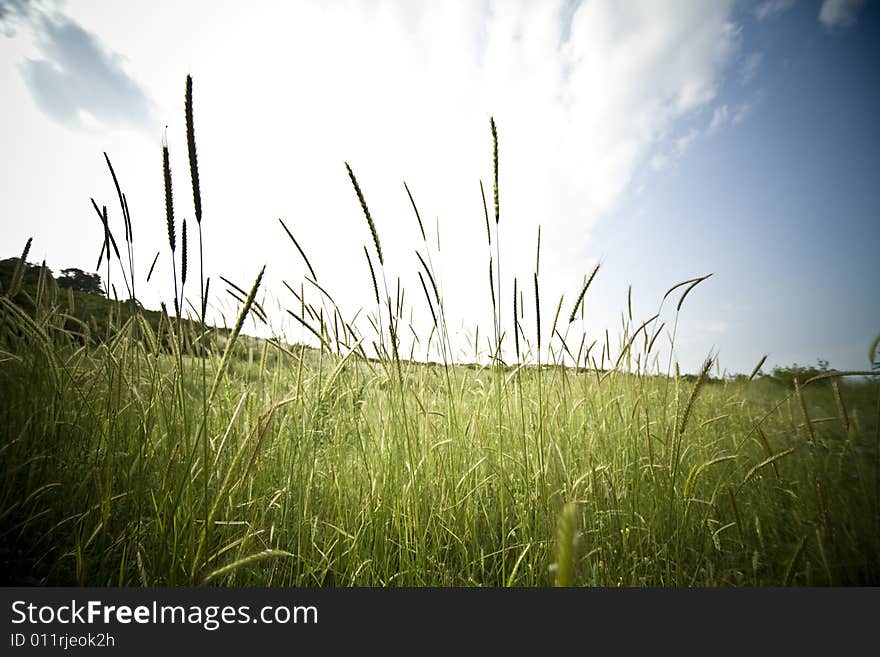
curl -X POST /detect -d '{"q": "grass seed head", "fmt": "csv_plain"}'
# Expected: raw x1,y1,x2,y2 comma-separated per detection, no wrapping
346,162,383,266
163,143,176,253
185,74,202,224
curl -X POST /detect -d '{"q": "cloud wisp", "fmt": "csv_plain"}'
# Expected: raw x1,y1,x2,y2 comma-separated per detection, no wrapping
0,0,31,36
754,0,797,22
818,0,866,29
4,2,156,134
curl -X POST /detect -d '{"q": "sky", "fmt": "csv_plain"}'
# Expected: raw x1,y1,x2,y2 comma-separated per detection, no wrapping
1,0,878,374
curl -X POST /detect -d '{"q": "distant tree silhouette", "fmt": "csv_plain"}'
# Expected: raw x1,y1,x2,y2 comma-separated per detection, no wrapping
0,257,41,292
770,358,832,388
57,268,104,295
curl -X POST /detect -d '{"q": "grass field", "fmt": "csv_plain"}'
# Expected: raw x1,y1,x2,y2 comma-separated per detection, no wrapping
1,78,878,587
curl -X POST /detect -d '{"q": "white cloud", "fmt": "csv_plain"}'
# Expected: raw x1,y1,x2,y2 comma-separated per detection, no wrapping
709,104,730,132
709,99,757,134
674,128,700,155
754,0,796,22
731,100,758,125
650,153,671,172
1,2,157,133
694,319,729,335
19,12,157,134
649,91,753,174
818,0,866,28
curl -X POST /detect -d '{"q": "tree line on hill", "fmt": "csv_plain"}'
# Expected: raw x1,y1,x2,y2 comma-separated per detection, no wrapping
0,256,218,354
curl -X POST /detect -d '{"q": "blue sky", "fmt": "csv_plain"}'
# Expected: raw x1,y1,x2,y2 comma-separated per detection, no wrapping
0,0,877,374
596,0,880,373
602,3,880,368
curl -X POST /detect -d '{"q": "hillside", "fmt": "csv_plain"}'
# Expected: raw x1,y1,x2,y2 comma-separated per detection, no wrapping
0,256,226,352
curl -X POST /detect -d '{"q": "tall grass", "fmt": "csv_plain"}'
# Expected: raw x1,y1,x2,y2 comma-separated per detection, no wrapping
0,77,878,586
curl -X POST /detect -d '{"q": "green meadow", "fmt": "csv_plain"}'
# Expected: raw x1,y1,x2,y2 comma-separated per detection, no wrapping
1,77,877,587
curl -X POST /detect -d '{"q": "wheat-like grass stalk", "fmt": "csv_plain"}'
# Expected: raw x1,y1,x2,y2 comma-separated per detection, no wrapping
831,380,849,431
644,324,664,359
279,218,318,280
363,246,380,306
95,241,105,272
677,273,712,312
103,152,135,300
122,193,132,242
610,313,659,373
743,447,795,485
394,277,403,319
754,426,782,479
163,145,176,252
185,75,207,327
202,550,294,585
726,485,746,548
627,285,633,322
553,501,577,586
286,308,333,353
162,141,180,315
488,257,497,350
795,377,816,444
122,193,135,300
7,237,33,297
644,405,655,472
89,197,128,291
513,277,520,362
549,294,564,354
668,354,697,496
101,204,111,299
89,199,109,269
662,275,704,303
209,266,265,402
415,251,439,306
103,153,125,239
219,275,267,323
404,181,426,242
683,454,737,500
490,118,503,359
418,271,438,329
480,181,491,245
678,355,713,437
345,162,383,266
346,163,398,364
535,225,542,276
749,354,768,381
782,535,807,586
181,218,188,288
406,190,453,368
534,272,542,356
185,75,202,225
0,295,61,387
201,277,210,320
193,396,292,580
574,334,586,365
146,251,160,283
490,117,499,225
568,263,600,324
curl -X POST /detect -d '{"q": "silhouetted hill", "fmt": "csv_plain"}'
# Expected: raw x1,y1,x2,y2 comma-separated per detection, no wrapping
0,257,216,352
